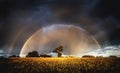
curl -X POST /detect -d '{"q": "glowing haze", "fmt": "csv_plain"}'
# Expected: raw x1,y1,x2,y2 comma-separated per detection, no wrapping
20,24,101,57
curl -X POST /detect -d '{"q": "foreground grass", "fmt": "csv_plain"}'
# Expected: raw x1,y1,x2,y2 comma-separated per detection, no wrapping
0,57,120,73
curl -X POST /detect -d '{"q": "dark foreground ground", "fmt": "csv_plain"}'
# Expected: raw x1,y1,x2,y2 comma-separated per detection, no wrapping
0,57,120,73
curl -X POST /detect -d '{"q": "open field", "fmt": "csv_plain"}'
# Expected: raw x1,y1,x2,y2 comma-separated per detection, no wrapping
0,57,120,73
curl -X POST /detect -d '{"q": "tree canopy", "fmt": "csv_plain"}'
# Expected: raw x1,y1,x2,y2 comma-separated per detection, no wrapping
26,51,39,57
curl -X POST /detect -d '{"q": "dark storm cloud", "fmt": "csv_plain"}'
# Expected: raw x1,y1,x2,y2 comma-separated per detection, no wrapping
90,0,120,44
91,0,120,18
0,0,41,44
0,0,120,55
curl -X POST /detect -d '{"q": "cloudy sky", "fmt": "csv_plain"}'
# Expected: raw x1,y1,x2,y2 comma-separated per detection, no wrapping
0,0,120,56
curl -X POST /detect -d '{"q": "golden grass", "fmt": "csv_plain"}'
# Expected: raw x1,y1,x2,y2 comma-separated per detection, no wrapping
0,57,120,73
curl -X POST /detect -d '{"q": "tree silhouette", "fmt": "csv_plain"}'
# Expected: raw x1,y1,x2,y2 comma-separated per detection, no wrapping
53,45,63,57
82,55,95,58
40,54,51,57
26,51,39,57
109,55,117,58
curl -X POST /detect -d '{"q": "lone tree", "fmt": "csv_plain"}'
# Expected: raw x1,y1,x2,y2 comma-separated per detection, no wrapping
53,45,63,57
26,51,39,57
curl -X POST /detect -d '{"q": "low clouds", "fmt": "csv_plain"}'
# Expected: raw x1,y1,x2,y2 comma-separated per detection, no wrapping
79,45,120,57
0,49,6,57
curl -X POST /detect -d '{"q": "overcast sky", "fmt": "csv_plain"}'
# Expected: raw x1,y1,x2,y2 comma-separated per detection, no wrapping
0,0,120,56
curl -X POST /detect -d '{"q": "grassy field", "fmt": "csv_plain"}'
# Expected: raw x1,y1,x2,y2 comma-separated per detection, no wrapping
0,57,120,73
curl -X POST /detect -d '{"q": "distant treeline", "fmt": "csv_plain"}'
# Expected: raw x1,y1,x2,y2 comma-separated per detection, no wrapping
0,50,118,58
7,54,118,58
